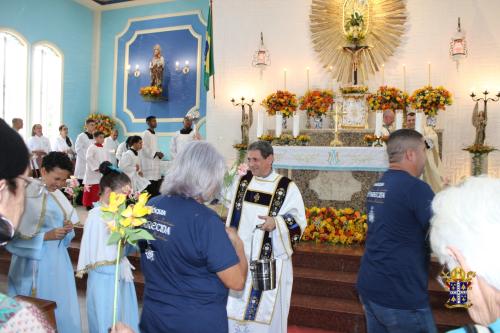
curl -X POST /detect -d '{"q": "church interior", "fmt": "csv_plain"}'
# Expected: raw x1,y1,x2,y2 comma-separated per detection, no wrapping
1,0,500,332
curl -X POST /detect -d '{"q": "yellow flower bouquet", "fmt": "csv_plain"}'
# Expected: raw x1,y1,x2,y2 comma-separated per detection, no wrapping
366,86,409,112
261,90,298,118
140,85,163,101
87,113,116,137
302,207,367,245
409,86,453,116
101,192,155,329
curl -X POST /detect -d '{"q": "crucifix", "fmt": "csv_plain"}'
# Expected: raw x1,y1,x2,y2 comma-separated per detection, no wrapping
329,101,347,146
343,45,369,85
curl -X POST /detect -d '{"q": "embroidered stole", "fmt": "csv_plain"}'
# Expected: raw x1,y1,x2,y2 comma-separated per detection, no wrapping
228,173,291,321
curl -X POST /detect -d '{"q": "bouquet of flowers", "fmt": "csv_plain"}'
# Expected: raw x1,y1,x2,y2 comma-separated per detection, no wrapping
258,134,275,143
302,207,367,245
340,86,368,95
139,86,163,99
63,176,83,206
87,113,116,137
295,134,311,146
299,89,334,118
273,134,294,146
261,90,298,118
101,192,155,329
409,86,453,116
366,86,408,111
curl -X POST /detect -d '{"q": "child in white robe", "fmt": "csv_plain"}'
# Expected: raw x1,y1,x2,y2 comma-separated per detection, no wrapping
76,161,139,333
83,132,109,209
118,135,150,193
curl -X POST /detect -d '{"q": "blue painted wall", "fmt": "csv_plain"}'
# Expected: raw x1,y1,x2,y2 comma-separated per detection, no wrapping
98,0,209,157
0,0,94,141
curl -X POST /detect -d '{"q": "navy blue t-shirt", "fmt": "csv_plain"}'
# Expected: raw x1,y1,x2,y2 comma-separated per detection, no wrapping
139,195,239,333
356,169,435,309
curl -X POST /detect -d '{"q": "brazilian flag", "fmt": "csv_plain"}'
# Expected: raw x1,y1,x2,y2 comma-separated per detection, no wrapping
204,2,214,92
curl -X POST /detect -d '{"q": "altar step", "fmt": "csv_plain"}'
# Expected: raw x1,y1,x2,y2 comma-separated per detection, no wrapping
289,243,471,332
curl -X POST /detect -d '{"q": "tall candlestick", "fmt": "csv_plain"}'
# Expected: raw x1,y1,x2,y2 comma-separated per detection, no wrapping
381,64,385,86
306,67,310,91
415,112,424,134
292,112,300,137
427,62,431,86
395,110,403,130
276,112,283,137
256,109,264,138
375,111,383,137
283,68,287,90
403,64,406,92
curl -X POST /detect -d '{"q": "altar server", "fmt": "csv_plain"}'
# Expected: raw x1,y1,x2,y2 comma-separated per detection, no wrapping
77,161,139,333
119,136,150,193
7,152,81,333
83,131,109,209
74,119,96,181
104,129,120,166
170,116,200,160
141,116,164,197
225,140,307,333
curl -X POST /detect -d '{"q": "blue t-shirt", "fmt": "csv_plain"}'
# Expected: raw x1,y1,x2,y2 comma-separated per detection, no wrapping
139,195,239,333
356,169,435,309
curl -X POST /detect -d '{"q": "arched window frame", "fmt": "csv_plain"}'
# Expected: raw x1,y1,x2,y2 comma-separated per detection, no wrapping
0,28,28,137
30,41,64,140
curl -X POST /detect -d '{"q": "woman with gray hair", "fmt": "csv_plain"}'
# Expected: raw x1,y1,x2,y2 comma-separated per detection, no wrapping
138,141,247,333
430,177,500,332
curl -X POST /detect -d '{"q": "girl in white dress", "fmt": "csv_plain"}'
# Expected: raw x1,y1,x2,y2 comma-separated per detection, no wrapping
52,125,75,160
27,124,51,177
118,136,150,192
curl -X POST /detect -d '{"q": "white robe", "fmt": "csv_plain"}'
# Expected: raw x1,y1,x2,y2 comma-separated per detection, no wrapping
118,150,150,192
27,135,51,170
52,136,75,160
115,142,127,162
74,133,94,179
422,126,443,193
83,145,109,185
170,130,196,159
103,137,119,166
140,130,162,181
225,171,306,333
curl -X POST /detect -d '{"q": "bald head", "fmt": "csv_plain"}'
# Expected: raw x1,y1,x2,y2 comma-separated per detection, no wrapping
383,110,395,126
11,118,23,131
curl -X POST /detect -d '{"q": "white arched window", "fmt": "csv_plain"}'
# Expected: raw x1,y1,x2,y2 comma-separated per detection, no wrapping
31,43,63,139
0,30,28,136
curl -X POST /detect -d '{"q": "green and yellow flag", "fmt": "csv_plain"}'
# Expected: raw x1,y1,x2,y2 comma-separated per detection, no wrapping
204,2,214,93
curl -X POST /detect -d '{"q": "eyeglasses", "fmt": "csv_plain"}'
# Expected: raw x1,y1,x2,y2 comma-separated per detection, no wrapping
17,176,46,198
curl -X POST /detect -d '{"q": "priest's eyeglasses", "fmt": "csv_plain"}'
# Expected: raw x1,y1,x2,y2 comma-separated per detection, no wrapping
17,176,46,198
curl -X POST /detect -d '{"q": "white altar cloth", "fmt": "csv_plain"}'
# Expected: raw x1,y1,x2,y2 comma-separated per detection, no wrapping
273,146,388,172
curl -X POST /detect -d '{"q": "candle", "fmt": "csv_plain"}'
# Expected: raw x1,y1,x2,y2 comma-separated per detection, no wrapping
306,67,310,91
292,112,300,138
256,109,264,138
395,110,403,130
375,111,383,137
415,112,424,134
403,64,406,92
283,68,287,90
427,62,431,86
381,64,385,86
276,112,283,137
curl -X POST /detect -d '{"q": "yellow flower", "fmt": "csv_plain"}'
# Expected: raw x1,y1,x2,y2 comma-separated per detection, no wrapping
101,192,127,213
107,220,117,232
120,194,152,227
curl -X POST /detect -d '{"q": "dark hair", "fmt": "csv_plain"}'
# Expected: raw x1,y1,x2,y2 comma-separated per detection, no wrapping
124,136,133,149
248,141,274,158
41,152,73,173
93,131,104,138
407,112,416,116
31,124,42,137
58,124,67,131
98,161,131,193
86,119,96,125
386,129,424,163
0,119,29,193
128,135,142,148
146,116,156,123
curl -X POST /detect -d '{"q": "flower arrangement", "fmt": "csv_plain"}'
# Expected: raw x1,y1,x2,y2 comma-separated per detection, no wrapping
409,86,453,116
140,86,163,100
63,176,83,207
295,134,311,146
463,144,496,155
340,86,368,95
302,207,368,245
273,134,294,146
88,113,116,137
366,86,409,111
345,12,366,43
299,89,334,118
261,90,298,118
364,134,389,146
232,143,248,151
258,134,275,143
101,192,155,329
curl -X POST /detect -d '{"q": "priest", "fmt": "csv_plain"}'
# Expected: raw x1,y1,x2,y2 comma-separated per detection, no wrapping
225,141,306,333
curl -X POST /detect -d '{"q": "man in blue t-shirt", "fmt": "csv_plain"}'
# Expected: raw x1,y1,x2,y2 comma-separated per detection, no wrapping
356,129,437,333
